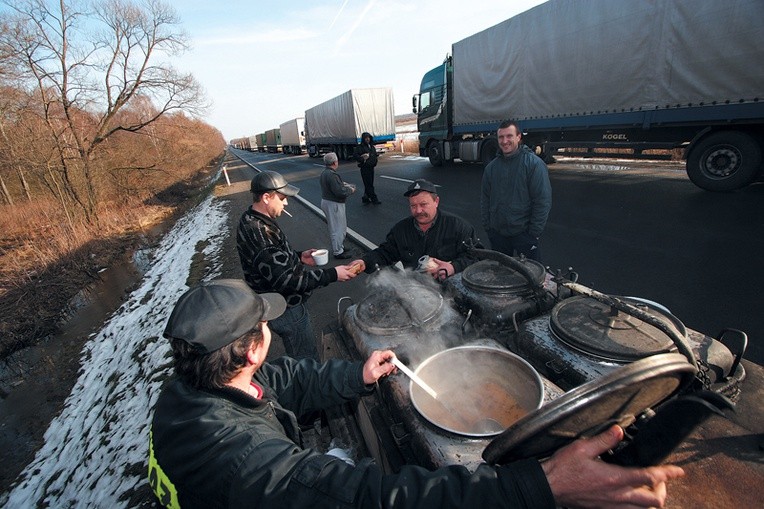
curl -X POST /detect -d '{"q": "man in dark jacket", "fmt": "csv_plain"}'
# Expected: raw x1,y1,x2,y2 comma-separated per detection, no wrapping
237,170,359,360
320,152,356,260
149,279,685,509
353,179,480,280
481,120,552,262
353,131,380,204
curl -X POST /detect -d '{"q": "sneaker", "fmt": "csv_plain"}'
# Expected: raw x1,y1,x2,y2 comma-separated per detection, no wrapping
333,251,353,260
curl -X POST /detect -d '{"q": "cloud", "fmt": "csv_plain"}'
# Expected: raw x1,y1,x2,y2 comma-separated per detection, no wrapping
334,0,377,54
196,27,319,46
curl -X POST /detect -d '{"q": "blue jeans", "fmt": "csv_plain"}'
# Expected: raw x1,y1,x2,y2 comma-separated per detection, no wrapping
488,231,542,262
268,302,319,360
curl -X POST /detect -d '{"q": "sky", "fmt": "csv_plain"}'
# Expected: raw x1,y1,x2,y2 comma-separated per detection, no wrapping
170,0,548,141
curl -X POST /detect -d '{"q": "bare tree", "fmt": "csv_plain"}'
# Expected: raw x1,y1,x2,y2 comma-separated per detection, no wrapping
0,0,206,223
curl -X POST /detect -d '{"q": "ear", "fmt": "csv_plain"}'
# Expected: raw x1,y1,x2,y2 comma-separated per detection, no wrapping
247,339,268,367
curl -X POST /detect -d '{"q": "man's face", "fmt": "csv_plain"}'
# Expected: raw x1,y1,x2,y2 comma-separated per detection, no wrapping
409,192,439,226
363,135,371,144
498,125,522,155
266,191,288,217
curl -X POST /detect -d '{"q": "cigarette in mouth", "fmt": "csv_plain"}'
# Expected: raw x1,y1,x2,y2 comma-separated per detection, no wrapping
282,209,293,217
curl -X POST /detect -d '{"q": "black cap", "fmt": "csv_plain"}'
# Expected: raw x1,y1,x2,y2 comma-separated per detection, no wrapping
163,279,286,353
250,171,299,197
404,179,438,197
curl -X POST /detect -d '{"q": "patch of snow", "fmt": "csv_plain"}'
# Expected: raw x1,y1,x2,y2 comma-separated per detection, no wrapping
1,195,228,507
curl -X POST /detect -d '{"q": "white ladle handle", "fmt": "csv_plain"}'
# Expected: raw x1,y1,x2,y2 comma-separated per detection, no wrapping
391,357,438,399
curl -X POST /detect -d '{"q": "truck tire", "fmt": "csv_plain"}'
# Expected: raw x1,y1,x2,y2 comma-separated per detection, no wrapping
686,131,762,191
481,138,499,167
427,141,443,167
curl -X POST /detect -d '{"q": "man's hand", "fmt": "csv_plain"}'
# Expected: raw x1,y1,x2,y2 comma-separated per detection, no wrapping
362,350,396,384
335,264,361,281
429,258,454,280
349,260,365,274
542,425,685,509
301,249,317,266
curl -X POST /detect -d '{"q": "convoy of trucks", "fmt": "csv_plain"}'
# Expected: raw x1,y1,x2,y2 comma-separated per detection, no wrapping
412,0,764,191
279,118,306,155
304,88,396,159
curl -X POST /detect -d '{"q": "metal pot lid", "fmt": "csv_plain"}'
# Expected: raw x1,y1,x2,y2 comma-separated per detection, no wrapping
462,259,546,294
353,283,443,335
482,352,697,465
550,295,686,362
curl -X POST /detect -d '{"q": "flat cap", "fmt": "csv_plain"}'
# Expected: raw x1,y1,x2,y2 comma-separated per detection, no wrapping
164,279,286,353
250,171,299,197
404,179,438,197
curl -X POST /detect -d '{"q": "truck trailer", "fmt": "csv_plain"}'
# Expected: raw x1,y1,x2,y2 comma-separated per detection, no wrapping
247,135,259,152
256,132,267,153
413,0,764,191
265,128,282,153
305,88,396,160
280,117,306,155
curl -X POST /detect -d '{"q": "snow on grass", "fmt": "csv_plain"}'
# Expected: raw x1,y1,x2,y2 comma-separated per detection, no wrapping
1,195,228,507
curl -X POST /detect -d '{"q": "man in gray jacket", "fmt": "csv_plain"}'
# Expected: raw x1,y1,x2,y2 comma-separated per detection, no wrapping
320,152,356,260
149,279,684,509
481,121,552,262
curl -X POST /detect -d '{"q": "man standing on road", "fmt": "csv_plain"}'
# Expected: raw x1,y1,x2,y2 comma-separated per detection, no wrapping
149,278,685,509
320,152,356,260
353,179,480,280
237,170,359,360
353,131,381,204
481,120,552,262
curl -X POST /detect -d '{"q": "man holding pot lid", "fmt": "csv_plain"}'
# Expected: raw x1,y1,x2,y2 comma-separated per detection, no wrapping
149,279,684,509
237,170,359,360
351,179,481,280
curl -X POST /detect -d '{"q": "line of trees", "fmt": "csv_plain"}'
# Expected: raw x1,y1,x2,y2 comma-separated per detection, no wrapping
0,0,225,226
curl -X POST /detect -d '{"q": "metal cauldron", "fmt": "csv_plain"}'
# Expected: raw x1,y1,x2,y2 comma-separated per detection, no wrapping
409,346,545,437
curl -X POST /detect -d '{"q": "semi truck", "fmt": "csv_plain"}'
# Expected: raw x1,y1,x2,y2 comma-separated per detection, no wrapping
279,117,306,155
247,135,259,152
265,128,282,153
256,132,267,153
305,88,396,160
413,0,764,191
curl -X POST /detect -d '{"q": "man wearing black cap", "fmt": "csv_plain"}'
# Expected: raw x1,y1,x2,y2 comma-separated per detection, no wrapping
236,170,359,360
148,279,685,509
352,179,480,280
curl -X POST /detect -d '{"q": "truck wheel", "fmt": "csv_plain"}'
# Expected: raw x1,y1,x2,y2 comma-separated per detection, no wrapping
427,141,443,167
686,131,762,191
481,138,499,167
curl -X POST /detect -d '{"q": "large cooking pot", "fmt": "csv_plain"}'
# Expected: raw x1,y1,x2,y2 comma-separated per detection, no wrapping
409,346,544,437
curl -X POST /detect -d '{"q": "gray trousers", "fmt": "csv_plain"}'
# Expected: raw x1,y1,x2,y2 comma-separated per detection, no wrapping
321,199,347,255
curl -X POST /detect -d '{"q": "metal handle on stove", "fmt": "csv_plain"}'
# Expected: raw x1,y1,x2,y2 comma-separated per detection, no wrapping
337,296,353,326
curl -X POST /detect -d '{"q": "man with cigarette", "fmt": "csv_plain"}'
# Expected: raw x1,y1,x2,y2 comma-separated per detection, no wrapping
237,170,359,360
352,179,480,280
149,278,685,509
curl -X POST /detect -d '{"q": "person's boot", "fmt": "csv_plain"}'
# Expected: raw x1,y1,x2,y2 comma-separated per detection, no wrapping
371,196,381,205
362,195,371,204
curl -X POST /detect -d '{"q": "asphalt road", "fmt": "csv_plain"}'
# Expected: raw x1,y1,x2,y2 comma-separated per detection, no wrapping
226,148,764,367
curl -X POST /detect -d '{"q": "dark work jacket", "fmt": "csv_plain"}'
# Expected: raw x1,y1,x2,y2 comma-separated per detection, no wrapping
236,207,337,307
362,211,481,274
353,133,378,169
149,357,555,509
320,168,354,203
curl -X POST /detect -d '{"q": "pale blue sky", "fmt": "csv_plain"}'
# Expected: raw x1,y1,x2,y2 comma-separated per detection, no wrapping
165,1,547,140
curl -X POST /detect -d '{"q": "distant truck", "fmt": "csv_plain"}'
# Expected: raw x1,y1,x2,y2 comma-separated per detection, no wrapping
265,128,282,153
247,135,259,152
413,0,764,191
280,118,306,155
257,132,267,153
305,88,396,160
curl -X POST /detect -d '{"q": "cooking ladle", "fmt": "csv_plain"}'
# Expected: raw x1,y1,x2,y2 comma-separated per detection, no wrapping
390,356,504,435
391,356,437,399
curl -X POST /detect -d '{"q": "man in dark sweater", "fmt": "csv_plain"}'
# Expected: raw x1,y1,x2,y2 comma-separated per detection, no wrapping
149,279,685,509
353,179,480,280
237,171,359,359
